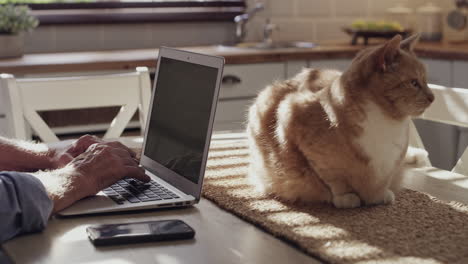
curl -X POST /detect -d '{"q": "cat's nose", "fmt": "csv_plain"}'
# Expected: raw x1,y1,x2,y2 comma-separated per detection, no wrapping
427,93,435,103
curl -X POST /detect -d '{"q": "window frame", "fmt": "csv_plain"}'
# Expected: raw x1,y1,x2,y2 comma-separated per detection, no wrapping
23,0,246,25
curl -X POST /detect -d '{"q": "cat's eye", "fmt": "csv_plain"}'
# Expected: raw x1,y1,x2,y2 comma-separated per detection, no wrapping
411,79,420,88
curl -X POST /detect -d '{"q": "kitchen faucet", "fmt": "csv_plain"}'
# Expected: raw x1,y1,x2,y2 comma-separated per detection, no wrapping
234,2,265,44
263,19,278,46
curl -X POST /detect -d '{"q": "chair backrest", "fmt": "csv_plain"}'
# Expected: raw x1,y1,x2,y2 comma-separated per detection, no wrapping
409,84,468,175
0,67,151,143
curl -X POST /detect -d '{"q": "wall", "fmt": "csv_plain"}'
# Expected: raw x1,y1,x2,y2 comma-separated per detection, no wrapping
245,0,458,43
24,22,236,53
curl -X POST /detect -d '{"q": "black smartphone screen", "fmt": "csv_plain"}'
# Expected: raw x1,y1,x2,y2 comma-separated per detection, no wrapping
86,220,195,246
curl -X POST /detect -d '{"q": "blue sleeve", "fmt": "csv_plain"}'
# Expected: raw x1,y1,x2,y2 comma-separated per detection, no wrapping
0,172,53,243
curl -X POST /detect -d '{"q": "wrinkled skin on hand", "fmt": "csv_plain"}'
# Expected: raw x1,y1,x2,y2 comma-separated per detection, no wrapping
50,135,137,169
70,143,148,198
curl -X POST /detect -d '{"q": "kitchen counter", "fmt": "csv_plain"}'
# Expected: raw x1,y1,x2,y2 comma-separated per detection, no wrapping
1,42,468,75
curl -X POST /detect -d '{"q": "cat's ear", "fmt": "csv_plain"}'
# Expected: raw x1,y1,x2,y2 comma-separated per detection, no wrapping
377,34,402,72
400,33,420,52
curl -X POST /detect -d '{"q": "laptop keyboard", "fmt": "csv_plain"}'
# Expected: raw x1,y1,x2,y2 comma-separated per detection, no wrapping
102,178,180,205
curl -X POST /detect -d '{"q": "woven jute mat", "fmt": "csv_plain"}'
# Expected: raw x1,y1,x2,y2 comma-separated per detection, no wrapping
202,139,468,264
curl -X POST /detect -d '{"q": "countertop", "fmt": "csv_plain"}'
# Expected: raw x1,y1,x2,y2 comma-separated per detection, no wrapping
1,42,468,75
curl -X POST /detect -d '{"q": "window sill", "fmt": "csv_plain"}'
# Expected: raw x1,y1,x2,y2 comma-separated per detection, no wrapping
33,7,244,25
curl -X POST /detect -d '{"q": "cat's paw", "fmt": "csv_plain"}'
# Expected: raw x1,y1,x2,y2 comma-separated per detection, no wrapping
382,189,395,205
404,147,431,167
333,193,361,208
367,189,395,206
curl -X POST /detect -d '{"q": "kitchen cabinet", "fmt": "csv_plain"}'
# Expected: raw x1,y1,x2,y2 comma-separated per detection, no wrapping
421,59,452,86
214,99,253,131
214,63,285,131
308,59,351,72
453,61,468,88
218,63,284,100
286,61,307,78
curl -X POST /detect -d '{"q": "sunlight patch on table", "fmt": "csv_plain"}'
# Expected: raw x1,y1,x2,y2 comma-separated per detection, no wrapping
452,178,468,189
320,240,382,259
267,212,320,226
205,167,248,178
248,199,288,212
206,157,249,168
293,224,348,239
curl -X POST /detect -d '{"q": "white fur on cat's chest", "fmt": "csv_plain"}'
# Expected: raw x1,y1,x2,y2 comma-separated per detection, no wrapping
355,102,409,180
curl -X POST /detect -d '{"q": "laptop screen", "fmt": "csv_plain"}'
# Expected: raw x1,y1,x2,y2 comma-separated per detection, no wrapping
143,56,219,184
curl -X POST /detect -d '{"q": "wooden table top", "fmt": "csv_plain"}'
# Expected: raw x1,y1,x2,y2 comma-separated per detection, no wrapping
1,42,468,75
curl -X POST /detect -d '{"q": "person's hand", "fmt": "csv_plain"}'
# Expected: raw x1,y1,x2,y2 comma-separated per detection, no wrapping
49,135,137,169
36,141,149,213
70,143,148,197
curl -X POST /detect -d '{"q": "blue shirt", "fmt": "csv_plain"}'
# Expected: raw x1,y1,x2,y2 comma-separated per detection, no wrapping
0,172,53,243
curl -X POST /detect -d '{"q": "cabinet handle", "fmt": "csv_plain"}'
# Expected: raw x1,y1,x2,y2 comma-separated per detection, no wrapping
222,75,242,85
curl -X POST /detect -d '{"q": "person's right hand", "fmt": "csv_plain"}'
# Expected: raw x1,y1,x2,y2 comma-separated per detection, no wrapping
70,143,149,198
49,135,139,170
37,142,149,214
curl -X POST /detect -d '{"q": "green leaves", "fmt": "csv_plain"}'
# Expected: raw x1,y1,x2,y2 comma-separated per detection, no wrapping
0,4,39,34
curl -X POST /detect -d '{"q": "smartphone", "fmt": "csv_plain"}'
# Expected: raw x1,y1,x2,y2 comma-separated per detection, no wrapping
86,219,195,246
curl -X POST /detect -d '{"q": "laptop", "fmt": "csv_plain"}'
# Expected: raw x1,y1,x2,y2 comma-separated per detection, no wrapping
59,47,225,216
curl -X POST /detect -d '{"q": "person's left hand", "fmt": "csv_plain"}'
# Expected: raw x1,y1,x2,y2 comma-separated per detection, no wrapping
49,135,137,169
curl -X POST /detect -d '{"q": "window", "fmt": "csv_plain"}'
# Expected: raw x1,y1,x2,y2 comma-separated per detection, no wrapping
2,0,246,25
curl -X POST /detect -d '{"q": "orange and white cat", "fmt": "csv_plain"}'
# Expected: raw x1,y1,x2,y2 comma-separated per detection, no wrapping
246,34,434,208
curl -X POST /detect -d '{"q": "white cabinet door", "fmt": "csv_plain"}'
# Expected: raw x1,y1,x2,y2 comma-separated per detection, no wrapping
453,61,468,88
214,99,253,132
285,60,307,79
421,59,452,86
214,63,285,131
308,59,351,72
219,63,284,100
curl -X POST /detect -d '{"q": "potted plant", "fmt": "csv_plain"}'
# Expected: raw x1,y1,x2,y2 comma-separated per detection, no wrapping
0,3,39,58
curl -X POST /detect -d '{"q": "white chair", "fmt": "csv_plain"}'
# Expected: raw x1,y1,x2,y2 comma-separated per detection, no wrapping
0,67,151,143
409,84,468,175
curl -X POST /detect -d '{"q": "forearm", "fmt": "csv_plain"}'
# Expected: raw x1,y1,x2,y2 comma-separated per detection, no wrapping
31,165,85,214
0,137,55,172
